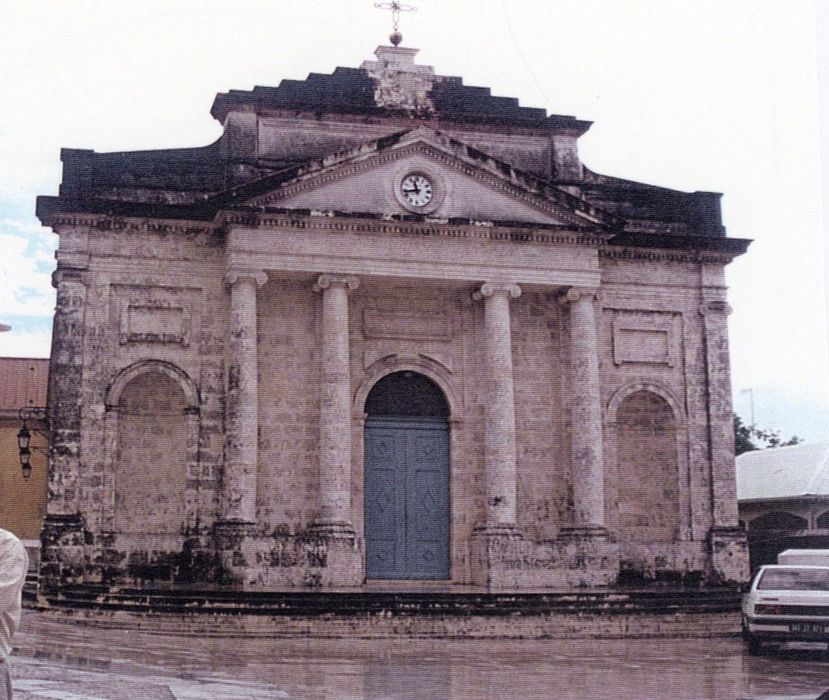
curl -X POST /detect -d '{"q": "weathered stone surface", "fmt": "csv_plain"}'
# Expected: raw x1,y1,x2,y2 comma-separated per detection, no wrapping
35,44,749,596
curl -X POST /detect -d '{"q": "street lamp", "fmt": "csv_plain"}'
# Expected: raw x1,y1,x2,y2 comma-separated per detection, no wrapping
16,407,47,481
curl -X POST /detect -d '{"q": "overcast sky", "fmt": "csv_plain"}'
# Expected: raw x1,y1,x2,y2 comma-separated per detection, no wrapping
1,0,827,443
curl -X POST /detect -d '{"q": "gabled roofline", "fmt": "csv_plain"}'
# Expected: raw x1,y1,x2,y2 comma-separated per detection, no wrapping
209,126,622,229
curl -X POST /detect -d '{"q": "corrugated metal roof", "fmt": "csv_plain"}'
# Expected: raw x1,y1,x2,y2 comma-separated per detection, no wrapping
737,442,829,502
0,357,49,410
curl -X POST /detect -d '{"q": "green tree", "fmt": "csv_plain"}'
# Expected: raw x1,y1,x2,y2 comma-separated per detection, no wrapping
733,413,802,456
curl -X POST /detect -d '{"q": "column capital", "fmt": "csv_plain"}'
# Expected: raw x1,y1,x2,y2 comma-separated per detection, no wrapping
51,269,88,288
558,287,599,305
699,300,732,317
313,274,360,293
472,282,521,301
225,269,268,288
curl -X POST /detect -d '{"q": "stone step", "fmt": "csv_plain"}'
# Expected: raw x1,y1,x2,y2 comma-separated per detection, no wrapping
35,584,741,618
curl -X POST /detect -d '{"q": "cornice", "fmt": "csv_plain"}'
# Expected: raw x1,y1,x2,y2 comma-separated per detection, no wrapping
221,212,610,247
599,246,739,265
42,213,215,237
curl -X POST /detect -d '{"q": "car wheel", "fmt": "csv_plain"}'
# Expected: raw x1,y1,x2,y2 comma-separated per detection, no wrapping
747,637,762,656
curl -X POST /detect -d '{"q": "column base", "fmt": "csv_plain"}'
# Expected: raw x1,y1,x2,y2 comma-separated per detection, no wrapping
471,523,524,539
709,526,749,587
558,525,614,541
39,513,89,591
214,520,258,586
470,523,524,588
307,520,357,538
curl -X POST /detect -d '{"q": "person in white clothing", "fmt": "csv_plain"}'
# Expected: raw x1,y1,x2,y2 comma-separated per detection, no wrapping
0,530,28,700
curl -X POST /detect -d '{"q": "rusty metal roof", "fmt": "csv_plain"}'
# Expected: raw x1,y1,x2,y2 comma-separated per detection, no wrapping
0,357,49,411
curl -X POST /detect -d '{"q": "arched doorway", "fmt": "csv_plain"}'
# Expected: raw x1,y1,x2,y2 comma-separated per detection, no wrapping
364,371,450,580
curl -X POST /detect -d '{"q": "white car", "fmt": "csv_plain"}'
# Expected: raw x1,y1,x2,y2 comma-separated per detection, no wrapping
741,565,829,654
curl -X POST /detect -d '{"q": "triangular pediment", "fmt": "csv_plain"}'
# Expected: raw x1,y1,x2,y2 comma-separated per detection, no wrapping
223,127,614,228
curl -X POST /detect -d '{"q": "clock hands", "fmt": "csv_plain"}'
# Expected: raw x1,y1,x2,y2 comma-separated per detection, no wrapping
401,174,432,206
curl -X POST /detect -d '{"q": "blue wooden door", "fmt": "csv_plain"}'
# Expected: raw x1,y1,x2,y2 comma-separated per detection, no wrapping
365,417,450,579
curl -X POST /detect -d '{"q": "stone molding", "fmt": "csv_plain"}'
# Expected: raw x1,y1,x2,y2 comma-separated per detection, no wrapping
605,381,685,429
600,247,737,265
312,274,360,293
44,215,214,236
224,213,605,246
247,141,601,226
699,300,732,316
105,359,200,411
51,269,88,288
224,270,268,288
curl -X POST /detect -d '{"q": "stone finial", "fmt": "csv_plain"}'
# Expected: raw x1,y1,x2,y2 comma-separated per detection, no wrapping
361,46,436,114
374,1,416,47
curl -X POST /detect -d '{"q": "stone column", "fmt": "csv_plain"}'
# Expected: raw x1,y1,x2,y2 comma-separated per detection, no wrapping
561,287,607,535
41,267,88,588
222,269,267,523
700,297,749,584
312,274,360,534
474,282,521,531
46,268,87,516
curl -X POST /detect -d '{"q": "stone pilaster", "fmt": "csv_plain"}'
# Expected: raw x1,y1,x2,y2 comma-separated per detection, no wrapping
473,282,521,532
561,288,607,536
700,298,749,585
311,274,360,534
41,267,89,588
222,269,267,523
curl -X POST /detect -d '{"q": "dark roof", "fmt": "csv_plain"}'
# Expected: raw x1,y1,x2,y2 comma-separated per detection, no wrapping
210,66,590,132
58,142,226,198
212,68,377,121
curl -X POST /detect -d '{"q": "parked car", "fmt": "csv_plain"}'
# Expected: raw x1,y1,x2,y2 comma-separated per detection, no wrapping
742,556,829,655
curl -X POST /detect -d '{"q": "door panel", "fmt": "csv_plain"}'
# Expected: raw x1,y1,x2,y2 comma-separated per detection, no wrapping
364,428,406,578
365,418,449,580
406,431,450,578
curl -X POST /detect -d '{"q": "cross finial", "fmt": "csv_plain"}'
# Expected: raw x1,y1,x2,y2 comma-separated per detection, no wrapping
374,2,417,46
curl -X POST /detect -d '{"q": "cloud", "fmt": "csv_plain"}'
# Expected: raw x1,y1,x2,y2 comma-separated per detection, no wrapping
0,222,56,318
0,326,51,358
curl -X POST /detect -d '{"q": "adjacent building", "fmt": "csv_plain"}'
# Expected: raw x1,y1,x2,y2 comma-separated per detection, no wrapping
0,357,49,553
737,442,829,569
35,45,750,592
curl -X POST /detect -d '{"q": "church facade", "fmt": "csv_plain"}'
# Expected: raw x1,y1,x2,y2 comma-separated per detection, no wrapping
36,46,749,592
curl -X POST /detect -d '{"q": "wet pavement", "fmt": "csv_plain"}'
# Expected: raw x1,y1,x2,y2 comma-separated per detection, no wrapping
8,611,829,700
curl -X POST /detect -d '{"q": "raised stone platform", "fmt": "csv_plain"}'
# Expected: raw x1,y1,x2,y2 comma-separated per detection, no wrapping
32,584,742,639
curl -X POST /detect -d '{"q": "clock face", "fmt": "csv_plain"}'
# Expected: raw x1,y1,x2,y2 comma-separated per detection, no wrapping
400,174,433,208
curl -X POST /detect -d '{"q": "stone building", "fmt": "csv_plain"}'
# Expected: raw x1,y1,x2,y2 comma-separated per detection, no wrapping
737,442,829,570
36,45,749,592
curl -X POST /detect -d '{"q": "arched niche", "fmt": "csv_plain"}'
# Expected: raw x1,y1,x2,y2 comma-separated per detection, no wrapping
610,388,680,542
101,361,201,534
